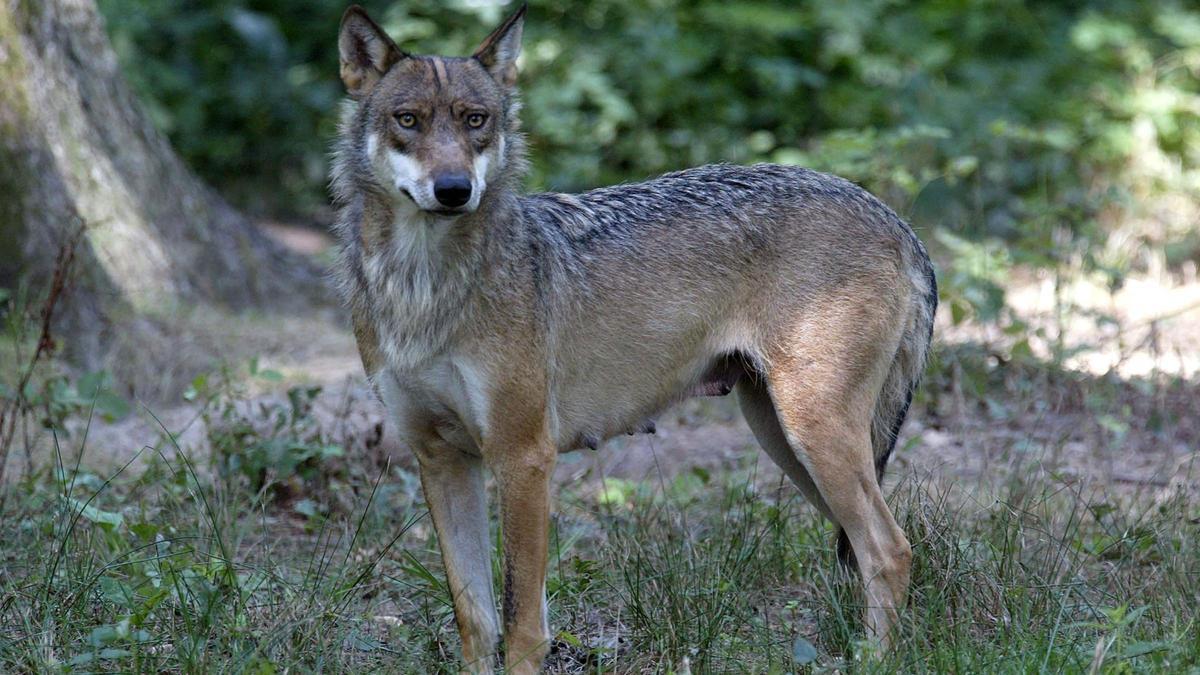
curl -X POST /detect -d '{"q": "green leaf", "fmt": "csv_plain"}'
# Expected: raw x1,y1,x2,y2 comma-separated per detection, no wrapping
94,389,131,421
130,522,159,541
293,499,319,518
1120,640,1173,660
317,444,344,459
183,373,207,402
258,368,284,382
69,648,130,665
792,636,818,664
99,577,136,608
342,628,385,652
556,630,584,648
73,370,130,420
132,588,169,626
1097,414,1130,438
88,625,122,647
66,497,123,532
77,370,109,399
242,658,279,675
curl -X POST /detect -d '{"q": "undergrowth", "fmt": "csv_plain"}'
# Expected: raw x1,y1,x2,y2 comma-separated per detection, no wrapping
2,415,1197,673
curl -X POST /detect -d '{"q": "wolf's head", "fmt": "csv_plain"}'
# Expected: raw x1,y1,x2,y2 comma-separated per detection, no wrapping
337,4,524,216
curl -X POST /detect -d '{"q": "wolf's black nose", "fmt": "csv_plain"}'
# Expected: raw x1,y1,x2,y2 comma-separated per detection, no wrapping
433,174,472,209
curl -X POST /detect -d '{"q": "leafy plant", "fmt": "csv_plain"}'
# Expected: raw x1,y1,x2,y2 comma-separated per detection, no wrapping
191,361,346,508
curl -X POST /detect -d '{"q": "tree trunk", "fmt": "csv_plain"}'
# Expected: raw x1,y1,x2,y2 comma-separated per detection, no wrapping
0,0,329,397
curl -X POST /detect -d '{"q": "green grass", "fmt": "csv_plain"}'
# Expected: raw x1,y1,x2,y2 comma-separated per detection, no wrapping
2,433,1197,674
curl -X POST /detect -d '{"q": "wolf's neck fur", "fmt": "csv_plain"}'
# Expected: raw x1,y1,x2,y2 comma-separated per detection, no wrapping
359,187,516,369
373,202,478,368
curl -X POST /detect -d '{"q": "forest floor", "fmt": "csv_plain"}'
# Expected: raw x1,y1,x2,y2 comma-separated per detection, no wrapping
2,229,1199,672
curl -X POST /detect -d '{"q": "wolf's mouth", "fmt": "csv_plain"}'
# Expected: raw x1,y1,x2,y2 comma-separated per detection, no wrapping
397,188,466,217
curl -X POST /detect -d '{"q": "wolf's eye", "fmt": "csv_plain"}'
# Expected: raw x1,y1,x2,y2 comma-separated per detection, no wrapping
396,112,417,129
466,112,488,129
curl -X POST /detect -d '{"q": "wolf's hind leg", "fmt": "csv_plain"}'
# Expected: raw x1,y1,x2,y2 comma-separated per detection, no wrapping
736,376,834,520
415,442,499,673
762,354,912,649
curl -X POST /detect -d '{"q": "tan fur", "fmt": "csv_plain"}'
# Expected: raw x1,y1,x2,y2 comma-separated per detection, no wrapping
332,5,936,672
351,310,384,378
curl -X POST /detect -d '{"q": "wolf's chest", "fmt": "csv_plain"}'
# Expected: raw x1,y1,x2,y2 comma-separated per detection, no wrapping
360,229,477,370
376,353,493,454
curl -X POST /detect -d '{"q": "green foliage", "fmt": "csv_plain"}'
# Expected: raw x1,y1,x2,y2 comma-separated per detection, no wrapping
2,385,1199,671
189,360,346,508
599,475,798,670
99,0,349,218
97,2,1198,226
96,1,1200,343
1,281,131,452
29,370,131,427
1,441,423,673
0,368,129,446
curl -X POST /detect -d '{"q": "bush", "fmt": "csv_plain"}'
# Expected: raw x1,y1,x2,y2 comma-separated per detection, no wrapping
99,1,1200,310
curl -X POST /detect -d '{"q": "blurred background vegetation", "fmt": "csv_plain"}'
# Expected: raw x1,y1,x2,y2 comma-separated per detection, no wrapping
96,0,1200,333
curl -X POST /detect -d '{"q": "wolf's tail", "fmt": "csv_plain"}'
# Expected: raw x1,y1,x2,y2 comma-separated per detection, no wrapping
836,244,938,568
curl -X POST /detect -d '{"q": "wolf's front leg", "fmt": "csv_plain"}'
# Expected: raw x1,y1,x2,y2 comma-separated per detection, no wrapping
414,442,499,673
491,443,556,674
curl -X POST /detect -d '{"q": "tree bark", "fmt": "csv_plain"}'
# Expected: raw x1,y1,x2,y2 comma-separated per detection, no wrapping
0,0,329,396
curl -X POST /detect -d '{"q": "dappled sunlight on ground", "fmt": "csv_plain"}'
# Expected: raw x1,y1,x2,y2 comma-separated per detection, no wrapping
943,271,1200,379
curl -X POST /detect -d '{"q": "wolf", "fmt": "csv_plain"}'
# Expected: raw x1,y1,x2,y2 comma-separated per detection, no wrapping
332,4,937,672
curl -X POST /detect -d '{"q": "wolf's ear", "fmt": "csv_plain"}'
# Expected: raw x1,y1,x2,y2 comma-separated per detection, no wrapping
339,6,405,99
472,3,526,88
